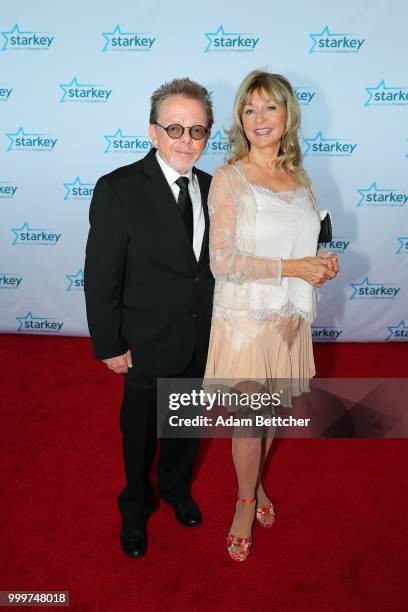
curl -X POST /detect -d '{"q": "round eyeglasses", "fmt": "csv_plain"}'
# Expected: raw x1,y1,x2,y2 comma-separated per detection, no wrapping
155,122,209,140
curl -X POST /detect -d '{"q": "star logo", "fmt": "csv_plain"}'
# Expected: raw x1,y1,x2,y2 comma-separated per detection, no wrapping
58,76,112,103
350,277,400,300
302,132,356,157
1,23,54,51
101,25,156,52
309,25,344,53
103,128,151,153
63,177,95,200
386,321,408,341
16,311,46,331
357,182,408,207
203,24,259,52
6,127,57,151
303,131,327,156
350,277,376,299
103,25,130,51
103,24,121,50
357,182,379,207
16,311,63,333
59,76,91,102
1,24,32,51
6,127,32,151
308,25,364,54
396,237,408,254
11,222,62,245
365,80,408,107
204,25,242,52
66,269,84,291
11,222,33,244
104,128,124,153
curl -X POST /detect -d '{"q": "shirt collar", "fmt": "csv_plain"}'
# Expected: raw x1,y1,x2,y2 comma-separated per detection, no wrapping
155,150,196,192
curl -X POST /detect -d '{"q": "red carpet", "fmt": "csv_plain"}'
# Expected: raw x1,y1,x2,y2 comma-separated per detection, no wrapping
1,335,407,611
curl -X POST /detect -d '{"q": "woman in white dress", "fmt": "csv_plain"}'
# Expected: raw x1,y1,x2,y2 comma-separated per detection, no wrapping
204,70,339,561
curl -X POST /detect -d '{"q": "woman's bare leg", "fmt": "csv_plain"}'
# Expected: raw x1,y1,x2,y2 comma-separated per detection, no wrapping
229,435,261,540
257,432,274,507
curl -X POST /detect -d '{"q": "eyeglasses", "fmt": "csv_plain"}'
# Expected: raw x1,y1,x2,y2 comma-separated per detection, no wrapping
155,122,209,140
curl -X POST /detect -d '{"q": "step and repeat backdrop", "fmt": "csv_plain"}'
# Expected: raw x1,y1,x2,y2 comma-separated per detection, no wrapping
1,0,407,341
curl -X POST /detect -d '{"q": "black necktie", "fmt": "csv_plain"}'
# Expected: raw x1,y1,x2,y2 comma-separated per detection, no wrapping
175,177,194,244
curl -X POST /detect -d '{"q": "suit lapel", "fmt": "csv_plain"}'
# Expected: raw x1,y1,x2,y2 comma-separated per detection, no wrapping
142,149,197,267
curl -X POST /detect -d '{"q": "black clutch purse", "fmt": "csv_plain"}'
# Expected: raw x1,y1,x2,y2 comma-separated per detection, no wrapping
318,210,332,244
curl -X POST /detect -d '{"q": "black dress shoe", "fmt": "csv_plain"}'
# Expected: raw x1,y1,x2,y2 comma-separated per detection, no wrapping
171,498,202,527
120,526,147,558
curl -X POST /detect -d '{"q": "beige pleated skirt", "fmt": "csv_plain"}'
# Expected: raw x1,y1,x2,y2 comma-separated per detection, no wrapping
204,310,316,410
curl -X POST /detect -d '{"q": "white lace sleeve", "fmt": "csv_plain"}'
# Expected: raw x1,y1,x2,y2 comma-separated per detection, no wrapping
208,167,282,285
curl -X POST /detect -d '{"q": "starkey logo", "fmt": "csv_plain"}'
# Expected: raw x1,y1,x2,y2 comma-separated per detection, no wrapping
0,182,18,198
357,183,408,207
350,277,401,300
396,237,408,255
11,222,62,245
66,269,84,291
16,311,63,333
386,321,408,341
102,25,156,51
204,25,260,52
319,236,351,254
0,272,22,289
6,127,57,152
104,129,151,153
309,25,365,54
59,77,112,103
0,85,13,101
312,326,343,340
63,177,94,200
203,129,231,155
303,132,357,157
294,87,316,105
365,80,408,106
1,24,54,51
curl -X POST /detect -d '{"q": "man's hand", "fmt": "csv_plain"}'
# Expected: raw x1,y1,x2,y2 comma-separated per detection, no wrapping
103,349,133,374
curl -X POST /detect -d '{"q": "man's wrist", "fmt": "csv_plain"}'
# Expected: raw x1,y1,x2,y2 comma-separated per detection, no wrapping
93,338,128,361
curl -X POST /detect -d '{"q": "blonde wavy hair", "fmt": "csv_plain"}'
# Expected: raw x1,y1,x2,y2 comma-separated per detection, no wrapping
227,70,310,188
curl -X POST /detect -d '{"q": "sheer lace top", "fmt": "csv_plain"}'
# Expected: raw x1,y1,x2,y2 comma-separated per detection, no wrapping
208,163,321,321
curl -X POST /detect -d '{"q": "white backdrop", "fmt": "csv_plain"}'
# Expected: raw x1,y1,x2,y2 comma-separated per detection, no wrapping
1,0,407,341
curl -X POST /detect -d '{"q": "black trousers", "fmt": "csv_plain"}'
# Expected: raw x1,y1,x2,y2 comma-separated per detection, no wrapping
117,352,201,528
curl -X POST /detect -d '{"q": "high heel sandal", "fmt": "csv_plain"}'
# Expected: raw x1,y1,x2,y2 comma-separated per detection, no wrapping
226,496,256,562
256,501,276,528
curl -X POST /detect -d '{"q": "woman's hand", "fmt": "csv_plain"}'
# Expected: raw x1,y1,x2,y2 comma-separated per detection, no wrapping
317,250,340,274
282,255,339,287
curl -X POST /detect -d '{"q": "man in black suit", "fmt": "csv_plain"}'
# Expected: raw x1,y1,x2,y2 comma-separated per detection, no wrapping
84,78,214,558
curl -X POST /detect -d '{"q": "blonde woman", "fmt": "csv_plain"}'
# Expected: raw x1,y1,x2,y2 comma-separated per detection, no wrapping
204,70,339,561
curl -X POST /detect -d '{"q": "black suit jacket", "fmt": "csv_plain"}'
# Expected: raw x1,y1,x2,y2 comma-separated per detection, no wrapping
84,148,214,377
